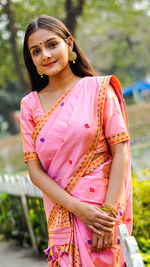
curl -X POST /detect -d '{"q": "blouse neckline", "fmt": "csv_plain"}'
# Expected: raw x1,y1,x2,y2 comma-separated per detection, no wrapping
34,78,83,115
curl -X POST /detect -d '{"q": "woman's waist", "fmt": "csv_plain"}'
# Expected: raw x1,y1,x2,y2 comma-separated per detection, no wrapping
83,150,111,176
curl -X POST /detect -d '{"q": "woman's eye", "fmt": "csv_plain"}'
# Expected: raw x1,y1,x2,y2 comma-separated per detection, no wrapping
48,43,57,48
33,49,40,55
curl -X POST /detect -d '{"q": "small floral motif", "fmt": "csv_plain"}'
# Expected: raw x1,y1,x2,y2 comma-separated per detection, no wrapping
69,160,72,165
87,240,92,245
119,211,123,217
90,187,95,192
117,239,120,244
84,123,90,128
40,138,45,142
60,102,64,106
126,218,132,223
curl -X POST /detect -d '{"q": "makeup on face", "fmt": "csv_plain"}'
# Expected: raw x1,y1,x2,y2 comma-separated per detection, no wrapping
28,29,71,77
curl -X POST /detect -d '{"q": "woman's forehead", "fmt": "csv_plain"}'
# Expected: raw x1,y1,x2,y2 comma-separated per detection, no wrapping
28,28,61,47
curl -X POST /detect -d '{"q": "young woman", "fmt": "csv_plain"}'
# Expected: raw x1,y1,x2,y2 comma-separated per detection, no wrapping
20,15,132,267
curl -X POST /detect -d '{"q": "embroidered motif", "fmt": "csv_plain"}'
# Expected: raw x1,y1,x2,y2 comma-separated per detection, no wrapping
117,239,120,244
69,160,72,165
87,240,92,245
84,151,110,176
49,207,71,230
40,138,45,142
119,211,123,216
60,102,64,106
101,161,112,180
84,123,90,128
126,218,132,223
45,238,81,266
107,131,129,145
24,151,38,162
106,111,121,120
69,242,81,267
90,187,95,192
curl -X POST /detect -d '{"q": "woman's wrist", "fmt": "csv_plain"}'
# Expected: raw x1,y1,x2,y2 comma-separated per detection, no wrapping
101,203,118,218
66,195,81,215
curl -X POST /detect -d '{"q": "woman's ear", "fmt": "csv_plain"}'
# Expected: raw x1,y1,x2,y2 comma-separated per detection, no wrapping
66,36,74,50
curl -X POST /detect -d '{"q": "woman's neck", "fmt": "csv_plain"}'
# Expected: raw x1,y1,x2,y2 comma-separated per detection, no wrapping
46,64,80,93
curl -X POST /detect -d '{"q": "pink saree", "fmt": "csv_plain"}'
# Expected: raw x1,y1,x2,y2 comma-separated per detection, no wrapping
20,75,132,267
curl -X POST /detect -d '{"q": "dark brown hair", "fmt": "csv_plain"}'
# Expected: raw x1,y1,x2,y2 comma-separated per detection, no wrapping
23,15,95,92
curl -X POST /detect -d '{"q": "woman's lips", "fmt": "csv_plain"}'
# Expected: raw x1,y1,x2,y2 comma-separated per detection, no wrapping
44,61,56,67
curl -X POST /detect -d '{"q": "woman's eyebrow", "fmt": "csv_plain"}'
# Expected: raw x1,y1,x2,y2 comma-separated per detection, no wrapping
29,37,58,51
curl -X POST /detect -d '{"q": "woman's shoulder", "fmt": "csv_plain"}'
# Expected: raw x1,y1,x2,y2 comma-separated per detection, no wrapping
21,91,37,104
82,75,113,92
84,75,112,84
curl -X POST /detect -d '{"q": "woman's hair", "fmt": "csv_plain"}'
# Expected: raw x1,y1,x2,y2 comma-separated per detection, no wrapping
23,15,95,92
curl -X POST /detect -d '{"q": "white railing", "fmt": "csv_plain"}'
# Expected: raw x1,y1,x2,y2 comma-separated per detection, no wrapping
0,173,42,198
0,174,41,255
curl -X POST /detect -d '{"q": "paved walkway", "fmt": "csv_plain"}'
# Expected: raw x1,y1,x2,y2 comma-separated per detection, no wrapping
0,240,48,267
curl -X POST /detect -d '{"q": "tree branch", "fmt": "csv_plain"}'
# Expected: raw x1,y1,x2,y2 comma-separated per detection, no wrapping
64,0,85,36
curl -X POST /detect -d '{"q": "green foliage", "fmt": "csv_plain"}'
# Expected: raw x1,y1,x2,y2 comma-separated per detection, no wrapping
132,173,150,265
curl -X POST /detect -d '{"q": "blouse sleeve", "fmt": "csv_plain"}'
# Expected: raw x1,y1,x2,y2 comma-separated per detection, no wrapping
20,98,39,163
103,84,130,146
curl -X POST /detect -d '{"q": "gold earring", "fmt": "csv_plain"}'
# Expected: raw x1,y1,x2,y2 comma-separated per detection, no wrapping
37,68,44,78
68,51,77,64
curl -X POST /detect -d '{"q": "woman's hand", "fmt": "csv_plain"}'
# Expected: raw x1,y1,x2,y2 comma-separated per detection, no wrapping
72,201,116,235
92,229,114,252
91,209,116,252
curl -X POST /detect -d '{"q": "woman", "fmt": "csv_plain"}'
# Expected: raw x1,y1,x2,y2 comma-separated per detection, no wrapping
20,15,132,267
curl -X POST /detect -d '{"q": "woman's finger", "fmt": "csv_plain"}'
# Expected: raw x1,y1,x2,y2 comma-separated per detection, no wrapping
88,225,102,235
90,222,114,233
92,233,98,252
95,210,116,222
97,233,104,252
103,232,110,251
108,230,114,248
92,219,116,228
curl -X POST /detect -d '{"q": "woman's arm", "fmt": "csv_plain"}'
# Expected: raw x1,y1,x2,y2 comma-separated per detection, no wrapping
92,141,129,252
27,159,116,234
104,141,129,207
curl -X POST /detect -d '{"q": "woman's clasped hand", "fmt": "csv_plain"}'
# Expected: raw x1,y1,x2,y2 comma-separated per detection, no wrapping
73,201,116,240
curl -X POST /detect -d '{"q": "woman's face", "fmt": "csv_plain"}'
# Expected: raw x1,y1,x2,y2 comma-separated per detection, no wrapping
28,28,72,77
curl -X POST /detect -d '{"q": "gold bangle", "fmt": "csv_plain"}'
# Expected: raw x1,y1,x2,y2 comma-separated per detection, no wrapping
101,203,118,218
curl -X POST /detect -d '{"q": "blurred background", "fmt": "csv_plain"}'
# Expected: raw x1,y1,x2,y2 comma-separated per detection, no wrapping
0,0,150,265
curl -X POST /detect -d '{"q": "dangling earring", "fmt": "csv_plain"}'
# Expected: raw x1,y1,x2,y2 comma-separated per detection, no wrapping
37,68,44,78
68,51,77,64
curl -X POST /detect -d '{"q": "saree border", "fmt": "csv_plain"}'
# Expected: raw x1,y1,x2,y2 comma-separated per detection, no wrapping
47,75,110,227
24,151,38,162
32,86,73,143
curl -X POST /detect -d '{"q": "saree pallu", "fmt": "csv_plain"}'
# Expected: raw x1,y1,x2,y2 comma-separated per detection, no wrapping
20,75,132,267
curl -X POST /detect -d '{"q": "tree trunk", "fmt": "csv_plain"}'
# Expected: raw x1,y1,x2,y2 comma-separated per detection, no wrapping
3,110,19,135
64,0,85,36
4,0,27,93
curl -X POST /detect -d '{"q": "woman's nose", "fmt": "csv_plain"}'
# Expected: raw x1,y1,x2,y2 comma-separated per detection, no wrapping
41,49,51,61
